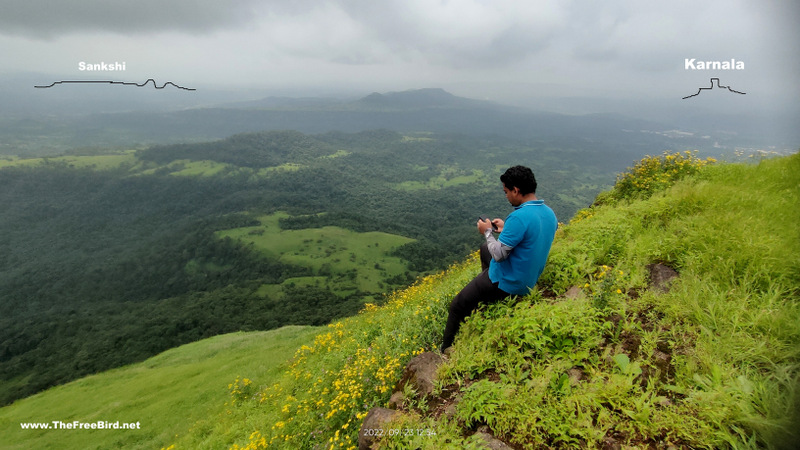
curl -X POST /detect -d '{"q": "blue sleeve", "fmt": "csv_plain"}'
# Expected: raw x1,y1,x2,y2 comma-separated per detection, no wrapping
498,214,524,249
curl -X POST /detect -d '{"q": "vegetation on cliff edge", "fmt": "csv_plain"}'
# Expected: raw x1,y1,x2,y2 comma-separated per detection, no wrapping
166,151,799,449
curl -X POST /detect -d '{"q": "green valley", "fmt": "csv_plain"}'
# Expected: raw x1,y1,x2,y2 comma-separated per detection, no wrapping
217,212,414,297
0,129,621,406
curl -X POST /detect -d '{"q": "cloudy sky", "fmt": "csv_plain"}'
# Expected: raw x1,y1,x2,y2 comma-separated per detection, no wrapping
1,0,798,112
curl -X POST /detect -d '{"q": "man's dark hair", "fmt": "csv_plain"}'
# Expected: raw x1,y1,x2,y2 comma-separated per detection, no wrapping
500,165,537,195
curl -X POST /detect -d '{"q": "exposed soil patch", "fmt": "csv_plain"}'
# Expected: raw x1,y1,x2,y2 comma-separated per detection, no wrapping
601,429,691,449
478,369,502,383
426,383,460,419
634,308,664,332
619,330,642,360
540,287,558,299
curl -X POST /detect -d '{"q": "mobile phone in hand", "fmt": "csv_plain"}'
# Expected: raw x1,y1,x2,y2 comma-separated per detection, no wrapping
478,215,498,231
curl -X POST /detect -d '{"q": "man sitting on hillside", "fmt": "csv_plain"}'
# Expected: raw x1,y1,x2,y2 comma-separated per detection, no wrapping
440,165,558,352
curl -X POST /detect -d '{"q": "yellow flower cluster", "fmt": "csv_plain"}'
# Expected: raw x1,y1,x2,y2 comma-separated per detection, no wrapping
583,264,628,309
569,208,595,224
230,430,308,450
583,264,624,286
227,376,253,405
360,302,378,313
228,257,478,449
614,150,715,199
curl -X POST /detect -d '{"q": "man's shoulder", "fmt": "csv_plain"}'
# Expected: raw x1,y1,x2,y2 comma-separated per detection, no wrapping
514,203,557,234
514,201,556,219
534,202,558,228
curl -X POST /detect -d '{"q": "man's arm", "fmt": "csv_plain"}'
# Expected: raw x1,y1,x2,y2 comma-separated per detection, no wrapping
484,229,513,261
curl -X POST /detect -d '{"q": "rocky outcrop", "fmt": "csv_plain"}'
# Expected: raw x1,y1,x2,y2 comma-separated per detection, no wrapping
564,285,585,299
475,426,514,449
393,351,443,397
357,407,403,450
358,351,515,449
358,352,445,449
647,263,679,293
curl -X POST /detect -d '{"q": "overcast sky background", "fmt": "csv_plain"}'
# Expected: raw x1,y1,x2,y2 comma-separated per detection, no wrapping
1,0,798,115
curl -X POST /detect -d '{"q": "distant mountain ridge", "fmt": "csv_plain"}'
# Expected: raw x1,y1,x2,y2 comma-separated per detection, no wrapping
356,88,494,110
43,87,681,152
1,81,788,158
219,88,509,112
3,70,798,156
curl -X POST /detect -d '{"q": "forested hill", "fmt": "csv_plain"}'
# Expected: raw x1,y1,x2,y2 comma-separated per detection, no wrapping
1,128,632,405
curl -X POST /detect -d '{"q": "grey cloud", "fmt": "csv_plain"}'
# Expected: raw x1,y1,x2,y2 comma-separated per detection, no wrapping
2,0,796,104
564,1,778,75
318,1,568,68
0,0,263,38
0,0,622,70
486,24,553,64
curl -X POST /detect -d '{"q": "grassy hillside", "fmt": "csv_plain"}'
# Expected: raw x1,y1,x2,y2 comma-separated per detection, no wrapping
158,151,797,449
217,212,414,298
0,326,320,450
3,152,796,449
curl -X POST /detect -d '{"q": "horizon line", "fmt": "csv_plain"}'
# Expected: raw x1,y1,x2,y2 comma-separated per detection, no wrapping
34,78,196,91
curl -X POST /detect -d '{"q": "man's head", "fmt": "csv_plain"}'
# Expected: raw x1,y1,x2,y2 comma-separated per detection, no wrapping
500,165,537,206
500,165,537,195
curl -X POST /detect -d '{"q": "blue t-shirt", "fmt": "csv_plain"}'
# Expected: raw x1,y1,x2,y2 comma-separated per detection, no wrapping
488,200,558,296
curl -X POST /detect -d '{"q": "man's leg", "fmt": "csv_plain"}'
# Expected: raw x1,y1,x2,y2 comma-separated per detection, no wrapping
440,269,509,352
479,242,491,271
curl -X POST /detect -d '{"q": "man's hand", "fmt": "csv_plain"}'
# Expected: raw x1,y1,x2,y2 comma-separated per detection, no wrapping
492,218,504,233
477,217,493,234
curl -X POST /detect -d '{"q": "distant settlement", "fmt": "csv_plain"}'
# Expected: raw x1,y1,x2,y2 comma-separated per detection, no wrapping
78,61,126,71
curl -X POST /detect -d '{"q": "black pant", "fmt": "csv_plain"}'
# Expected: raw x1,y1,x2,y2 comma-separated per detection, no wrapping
440,243,511,351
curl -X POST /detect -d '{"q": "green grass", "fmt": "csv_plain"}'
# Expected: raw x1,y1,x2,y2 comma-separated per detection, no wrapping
0,327,320,450
256,163,304,174
217,212,414,294
400,135,435,142
320,150,351,159
256,276,328,298
0,151,307,178
168,160,232,176
166,258,476,450
392,168,487,191
0,152,137,170
0,153,234,177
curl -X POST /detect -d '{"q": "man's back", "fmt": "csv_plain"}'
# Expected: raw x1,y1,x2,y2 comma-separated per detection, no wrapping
488,199,557,296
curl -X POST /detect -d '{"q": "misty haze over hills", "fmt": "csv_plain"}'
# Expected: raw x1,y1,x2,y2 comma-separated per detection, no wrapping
1,74,796,158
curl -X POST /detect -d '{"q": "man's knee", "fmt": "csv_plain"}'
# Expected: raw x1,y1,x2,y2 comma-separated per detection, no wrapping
449,280,481,316
448,292,469,316
479,242,491,269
